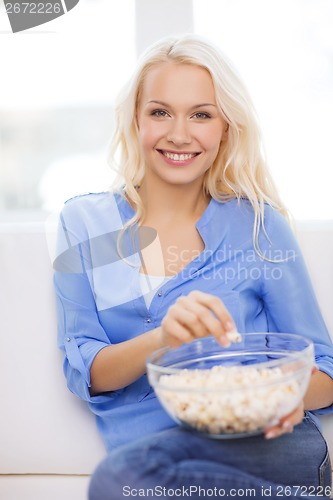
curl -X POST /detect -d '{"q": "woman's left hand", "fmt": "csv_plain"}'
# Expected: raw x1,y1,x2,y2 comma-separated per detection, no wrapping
264,402,305,439
264,365,318,439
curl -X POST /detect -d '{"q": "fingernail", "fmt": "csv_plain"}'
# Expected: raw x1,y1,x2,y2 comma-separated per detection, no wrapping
220,336,231,348
282,421,291,430
265,431,276,439
225,321,234,332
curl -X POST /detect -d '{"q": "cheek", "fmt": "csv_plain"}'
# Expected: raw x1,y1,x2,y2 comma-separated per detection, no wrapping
138,122,161,150
193,123,223,153
201,126,223,152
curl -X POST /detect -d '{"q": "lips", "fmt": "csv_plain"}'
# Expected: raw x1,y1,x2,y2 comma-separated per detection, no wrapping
157,149,201,163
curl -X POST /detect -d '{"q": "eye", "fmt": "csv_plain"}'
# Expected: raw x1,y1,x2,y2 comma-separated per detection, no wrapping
151,109,169,117
192,112,211,120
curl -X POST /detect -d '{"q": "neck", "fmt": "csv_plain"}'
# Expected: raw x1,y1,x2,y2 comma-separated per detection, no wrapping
138,178,210,224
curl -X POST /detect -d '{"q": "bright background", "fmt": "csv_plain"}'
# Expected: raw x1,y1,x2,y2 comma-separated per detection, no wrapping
0,0,332,220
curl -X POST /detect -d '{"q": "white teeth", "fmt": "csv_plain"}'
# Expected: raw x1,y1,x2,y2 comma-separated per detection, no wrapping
163,152,196,161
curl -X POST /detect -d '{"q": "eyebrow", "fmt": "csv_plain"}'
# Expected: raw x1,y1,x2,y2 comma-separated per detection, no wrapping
146,100,217,110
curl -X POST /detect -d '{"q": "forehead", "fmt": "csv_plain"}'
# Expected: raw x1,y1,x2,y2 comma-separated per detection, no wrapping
140,62,216,105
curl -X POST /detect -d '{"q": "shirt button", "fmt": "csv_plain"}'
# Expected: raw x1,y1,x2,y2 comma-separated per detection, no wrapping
157,292,162,297
146,318,152,323
66,337,71,342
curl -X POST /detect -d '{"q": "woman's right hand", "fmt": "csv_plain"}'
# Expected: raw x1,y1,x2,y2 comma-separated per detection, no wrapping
160,290,237,348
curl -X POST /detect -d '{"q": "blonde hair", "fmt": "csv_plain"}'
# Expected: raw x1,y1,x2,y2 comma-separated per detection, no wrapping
109,33,289,257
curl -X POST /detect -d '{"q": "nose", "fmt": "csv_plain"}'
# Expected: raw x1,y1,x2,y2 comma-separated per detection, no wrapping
167,118,191,145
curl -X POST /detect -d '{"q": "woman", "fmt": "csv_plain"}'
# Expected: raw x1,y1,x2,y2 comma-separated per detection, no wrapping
54,35,333,499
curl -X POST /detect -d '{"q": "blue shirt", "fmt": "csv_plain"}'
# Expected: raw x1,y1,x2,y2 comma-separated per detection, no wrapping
54,191,333,452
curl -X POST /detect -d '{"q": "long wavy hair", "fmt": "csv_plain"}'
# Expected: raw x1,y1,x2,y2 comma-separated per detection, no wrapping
109,34,289,257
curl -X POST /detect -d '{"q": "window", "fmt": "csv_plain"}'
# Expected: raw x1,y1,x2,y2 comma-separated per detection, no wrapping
0,0,136,217
194,0,333,219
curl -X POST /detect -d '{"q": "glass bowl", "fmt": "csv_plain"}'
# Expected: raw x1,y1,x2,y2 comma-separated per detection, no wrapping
146,333,314,438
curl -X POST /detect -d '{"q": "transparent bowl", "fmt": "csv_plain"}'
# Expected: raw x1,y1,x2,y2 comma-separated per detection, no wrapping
146,333,314,439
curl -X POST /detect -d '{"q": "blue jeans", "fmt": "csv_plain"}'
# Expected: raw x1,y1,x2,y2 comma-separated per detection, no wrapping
89,413,331,499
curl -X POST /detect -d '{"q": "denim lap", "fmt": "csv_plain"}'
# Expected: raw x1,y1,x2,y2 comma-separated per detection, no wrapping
89,415,331,500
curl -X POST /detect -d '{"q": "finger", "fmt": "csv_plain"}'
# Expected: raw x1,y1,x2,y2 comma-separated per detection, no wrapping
161,316,194,347
179,297,229,343
265,405,304,438
188,291,236,341
188,291,235,331
168,301,208,338
265,404,304,439
265,421,293,440
279,403,305,428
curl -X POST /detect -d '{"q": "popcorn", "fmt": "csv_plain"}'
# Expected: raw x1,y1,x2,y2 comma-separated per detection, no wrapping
225,330,242,343
156,365,300,435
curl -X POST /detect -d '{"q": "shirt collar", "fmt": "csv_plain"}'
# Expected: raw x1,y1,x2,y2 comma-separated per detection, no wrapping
114,189,223,227
114,190,234,263
196,197,232,255
113,190,136,221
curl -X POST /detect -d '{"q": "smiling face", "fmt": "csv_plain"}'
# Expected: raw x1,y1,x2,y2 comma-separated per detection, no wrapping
136,62,227,190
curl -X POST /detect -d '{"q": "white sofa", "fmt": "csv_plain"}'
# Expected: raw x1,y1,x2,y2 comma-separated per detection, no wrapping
0,219,333,500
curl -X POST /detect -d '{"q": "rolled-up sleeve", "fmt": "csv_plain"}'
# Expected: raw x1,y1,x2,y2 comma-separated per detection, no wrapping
53,200,116,404
260,206,333,414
